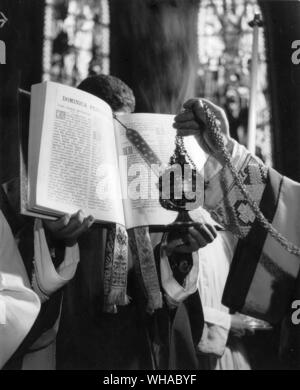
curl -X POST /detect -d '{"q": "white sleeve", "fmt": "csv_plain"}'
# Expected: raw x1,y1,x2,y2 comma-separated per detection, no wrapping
196,231,237,358
0,211,40,369
32,219,80,302
204,139,253,183
159,234,199,306
198,307,231,357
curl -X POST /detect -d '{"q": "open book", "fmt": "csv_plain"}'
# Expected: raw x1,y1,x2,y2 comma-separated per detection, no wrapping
23,81,206,229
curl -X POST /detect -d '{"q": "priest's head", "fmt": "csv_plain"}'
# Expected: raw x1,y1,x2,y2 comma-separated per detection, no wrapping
77,74,136,114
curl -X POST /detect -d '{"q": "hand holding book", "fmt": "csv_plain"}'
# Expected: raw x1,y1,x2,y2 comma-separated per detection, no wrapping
43,209,95,247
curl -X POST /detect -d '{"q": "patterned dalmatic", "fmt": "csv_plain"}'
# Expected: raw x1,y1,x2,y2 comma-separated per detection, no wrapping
202,139,300,325
209,153,268,238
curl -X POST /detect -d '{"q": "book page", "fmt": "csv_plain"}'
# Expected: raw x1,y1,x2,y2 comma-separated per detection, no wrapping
29,82,125,225
114,113,208,229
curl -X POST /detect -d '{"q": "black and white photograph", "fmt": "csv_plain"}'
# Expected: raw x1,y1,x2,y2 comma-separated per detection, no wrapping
1,0,300,377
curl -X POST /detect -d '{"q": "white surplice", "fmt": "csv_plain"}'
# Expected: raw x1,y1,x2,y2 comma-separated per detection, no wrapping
0,212,79,370
196,224,251,370
0,210,40,369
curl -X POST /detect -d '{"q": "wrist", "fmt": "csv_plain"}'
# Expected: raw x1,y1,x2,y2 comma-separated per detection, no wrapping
43,225,66,268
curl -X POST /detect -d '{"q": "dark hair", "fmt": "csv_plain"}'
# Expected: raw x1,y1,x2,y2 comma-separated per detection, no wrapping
77,74,135,113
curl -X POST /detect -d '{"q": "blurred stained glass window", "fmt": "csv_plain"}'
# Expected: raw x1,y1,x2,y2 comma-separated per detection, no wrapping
197,0,272,165
43,0,110,86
